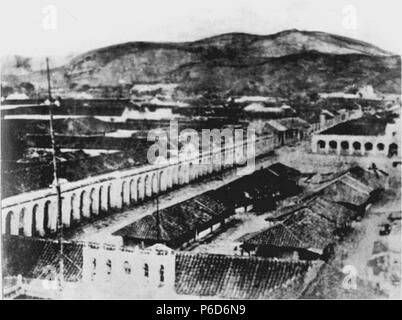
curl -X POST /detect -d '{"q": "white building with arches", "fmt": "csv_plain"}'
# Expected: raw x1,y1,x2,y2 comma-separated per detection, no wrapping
311,113,401,158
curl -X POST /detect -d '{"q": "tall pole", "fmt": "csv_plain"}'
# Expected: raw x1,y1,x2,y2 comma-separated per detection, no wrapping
46,58,64,292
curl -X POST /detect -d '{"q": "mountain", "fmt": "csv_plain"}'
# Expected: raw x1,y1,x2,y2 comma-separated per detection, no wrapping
1,29,400,97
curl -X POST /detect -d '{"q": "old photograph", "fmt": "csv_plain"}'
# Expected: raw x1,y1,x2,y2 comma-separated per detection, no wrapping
1,0,401,301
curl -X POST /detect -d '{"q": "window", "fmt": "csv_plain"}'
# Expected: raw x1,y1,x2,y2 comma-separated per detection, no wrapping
91,258,97,280
144,263,149,278
377,143,385,151
106,259,112,276
124,261,131,275
160,265,165,283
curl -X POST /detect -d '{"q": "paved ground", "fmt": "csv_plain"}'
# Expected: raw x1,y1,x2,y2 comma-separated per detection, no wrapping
338,187,401,299
187,211,272,255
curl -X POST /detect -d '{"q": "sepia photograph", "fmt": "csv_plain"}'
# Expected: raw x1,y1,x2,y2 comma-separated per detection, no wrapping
0,0,401,302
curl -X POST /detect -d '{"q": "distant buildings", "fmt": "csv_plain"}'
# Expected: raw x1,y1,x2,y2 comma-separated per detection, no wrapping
243,102,295,117
265,117,310,145
319,86,381,101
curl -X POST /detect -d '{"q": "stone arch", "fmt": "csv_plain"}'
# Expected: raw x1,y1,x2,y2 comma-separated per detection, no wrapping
178,165,183,184
90,188,97,216
98,186,104,214
137,176,144,201
145,174,152,198
152,172,159,195
80,190,89,219
341,141,349,150
172,165,179,186
364,142,373,152
389,143,398,157
129,178,137,203
353,141,361,150
317,140,326,150
377,143,385,152
32,204,40,236
70,193,79,223
159,170,166,192
19,207,26,236
107,184,112,210
329,140,337,150
121,180,130,207
4,210,16,235
43,200,52,234
167,167,173,189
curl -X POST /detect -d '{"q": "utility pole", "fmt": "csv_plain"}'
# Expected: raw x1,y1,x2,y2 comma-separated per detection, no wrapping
46,58,64,293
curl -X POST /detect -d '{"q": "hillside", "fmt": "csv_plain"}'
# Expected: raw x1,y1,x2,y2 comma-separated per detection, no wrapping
1,29,400,97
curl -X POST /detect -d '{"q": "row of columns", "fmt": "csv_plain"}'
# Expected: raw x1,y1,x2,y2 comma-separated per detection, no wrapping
3,135,277,238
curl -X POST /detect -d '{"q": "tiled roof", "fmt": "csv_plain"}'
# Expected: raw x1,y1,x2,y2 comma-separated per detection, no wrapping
320,116,389,136
2,235,83,282
245,197,354,251
276,117,310,130
175,253,320,299
265,202,308,221
348,166,387,189
282,206,338,251
302,263,382,299
113,193,230,244
307,197,356,225
307,173,374,206
215,165,301,208
238,223,305,249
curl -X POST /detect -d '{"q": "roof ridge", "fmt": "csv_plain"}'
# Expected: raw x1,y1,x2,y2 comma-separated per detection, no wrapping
341,174,372,194
176,251,312,265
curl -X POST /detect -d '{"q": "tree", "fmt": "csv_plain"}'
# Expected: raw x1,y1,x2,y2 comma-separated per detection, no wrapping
19,82,35,95
14,55,31,70
1,85,14,97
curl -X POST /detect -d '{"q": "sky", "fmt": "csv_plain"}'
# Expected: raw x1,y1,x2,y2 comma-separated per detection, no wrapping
0,0,401,57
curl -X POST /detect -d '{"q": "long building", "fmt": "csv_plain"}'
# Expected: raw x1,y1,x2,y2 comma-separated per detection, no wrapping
311,111,401,157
